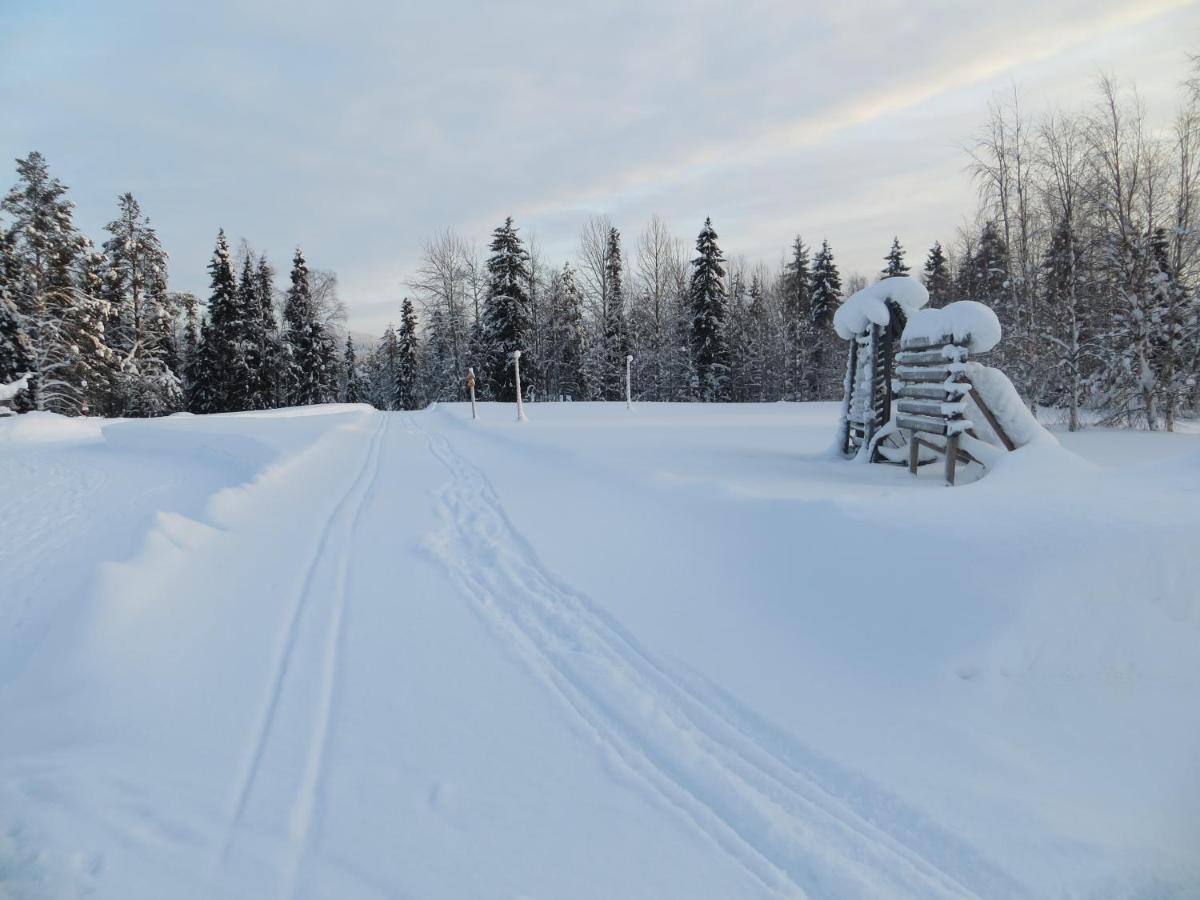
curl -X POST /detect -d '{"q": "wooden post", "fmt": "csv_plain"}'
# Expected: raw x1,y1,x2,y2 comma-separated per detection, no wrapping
908,429,919,475
625,354,633,411
467,367,477,420
944,432,959,486
512,351,527,422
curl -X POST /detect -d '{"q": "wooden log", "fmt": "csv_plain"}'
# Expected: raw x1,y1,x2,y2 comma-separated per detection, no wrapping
908,428,919,474
897,350,950,367
967,386,1017,451
897,383,962,401
900,334,955,351
896,414,949,435
897,398,950,417
945,432,960,486
895,367,954,383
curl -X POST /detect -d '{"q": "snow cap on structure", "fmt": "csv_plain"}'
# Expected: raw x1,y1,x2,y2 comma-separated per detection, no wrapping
833,275,929,340
902,300,1001,354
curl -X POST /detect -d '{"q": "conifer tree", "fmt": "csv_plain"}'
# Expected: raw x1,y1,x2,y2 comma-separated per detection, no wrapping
481,217,533,401
882,237,909,278
2,151,103,413
282,247,327,406
922,241,952,307
396,298,420,410
102,192,179,416
195,230,251,411
547,262,586,401
689,217,729,401
781,236,810,399
0,224,29,388
807,239,842,398
253,254,281,407
341,334,365,404
368,324,399,409
599,227,629,399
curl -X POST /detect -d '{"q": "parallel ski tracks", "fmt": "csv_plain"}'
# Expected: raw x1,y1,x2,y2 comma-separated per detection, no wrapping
405,414,1024,900
216,412,388,895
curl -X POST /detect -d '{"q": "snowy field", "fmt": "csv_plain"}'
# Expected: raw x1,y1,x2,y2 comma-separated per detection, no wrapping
1,401,1198,899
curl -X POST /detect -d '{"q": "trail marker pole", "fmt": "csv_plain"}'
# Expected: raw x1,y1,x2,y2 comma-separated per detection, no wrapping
512,351,528,422
625,354,633,411
467,367,477,420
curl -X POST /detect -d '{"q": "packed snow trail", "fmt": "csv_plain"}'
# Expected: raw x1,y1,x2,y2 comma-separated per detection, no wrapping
218,413,388,894
405,412,1025,899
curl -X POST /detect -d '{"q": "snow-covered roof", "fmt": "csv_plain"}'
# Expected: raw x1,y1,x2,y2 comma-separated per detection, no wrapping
901,301,1001,354
833,276,929,340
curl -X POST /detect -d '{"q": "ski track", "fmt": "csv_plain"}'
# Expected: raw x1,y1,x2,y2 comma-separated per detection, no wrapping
405,413,1027,900
216,412,388,895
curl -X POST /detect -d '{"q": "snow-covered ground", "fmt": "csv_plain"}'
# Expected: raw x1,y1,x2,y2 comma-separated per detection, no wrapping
1,402,1197,899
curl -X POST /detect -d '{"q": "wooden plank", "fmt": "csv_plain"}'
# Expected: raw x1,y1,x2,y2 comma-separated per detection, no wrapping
897,349,955,365
897,414,948,435
945,432,959,486
900,334,954,351
895,367,953,383
967,386,1017,451
897,383,958,401
897,398,947,418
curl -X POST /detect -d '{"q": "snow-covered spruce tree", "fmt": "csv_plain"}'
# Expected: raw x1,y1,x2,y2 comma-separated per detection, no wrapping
175,291,201,406
481,217,533,402
368,325,399,410
341,334,365,404
688,217,730,401
396,298,420,410
1040,215,1094,432
743,270,770,402
599,227,629,400
102,192,180,416
544,262,586,401
725,265,754,402
922,241,952,307
781,236,810,399
807,239,841,398
251,254,281,409
194,230,252,412
281,247,328,407
882,237,910,278
1,151,107,414
0,224,30,389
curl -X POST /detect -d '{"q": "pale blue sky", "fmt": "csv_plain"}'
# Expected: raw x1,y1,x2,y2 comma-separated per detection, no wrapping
3,0,1198,333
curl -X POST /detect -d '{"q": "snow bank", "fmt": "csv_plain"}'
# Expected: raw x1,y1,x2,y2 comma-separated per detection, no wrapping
0,411,106,445
833,276,929,340
964,363,1058,449
901,301,1001,354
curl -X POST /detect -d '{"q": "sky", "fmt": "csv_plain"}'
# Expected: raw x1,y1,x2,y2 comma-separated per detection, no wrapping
3,0,1199,334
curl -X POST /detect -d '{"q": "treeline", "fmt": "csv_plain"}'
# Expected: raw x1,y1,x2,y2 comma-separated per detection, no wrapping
3,68,1199,429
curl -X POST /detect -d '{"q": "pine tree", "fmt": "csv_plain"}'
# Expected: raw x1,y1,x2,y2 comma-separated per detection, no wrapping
194,230,251,412
689,218,729,401
0,224,29,388
2,151,103,413
396,298,420,410
368,324,399,410
781,236,810,399
599,227,628,399
882,237,909,278
922,241,952,307
547,262,586,400
481,217,533,401
102,192,179,416
1040,216,1091,431
281,247,327,406
341,334,365,404
253,254,281,408
807,239,842,398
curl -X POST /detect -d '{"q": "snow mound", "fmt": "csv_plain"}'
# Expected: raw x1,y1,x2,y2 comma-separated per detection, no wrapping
964,363,1058,449
902,301,1001,354
833,276,929,340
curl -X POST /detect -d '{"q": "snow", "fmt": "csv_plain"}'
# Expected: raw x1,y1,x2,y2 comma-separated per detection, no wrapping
833,275,929,339
902,301,1003,354
1,402,1198,899
0,374,29,409
964,362,1059,449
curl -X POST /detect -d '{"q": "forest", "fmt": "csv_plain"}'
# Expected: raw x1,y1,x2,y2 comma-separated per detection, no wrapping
3,71,1199,431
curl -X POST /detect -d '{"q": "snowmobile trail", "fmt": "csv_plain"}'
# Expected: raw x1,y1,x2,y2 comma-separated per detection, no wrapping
217,412,388,891
407,413,1026,900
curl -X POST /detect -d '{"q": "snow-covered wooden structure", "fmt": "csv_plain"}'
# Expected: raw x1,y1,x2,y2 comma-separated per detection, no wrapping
836,290,1056,485
833,277,929,461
